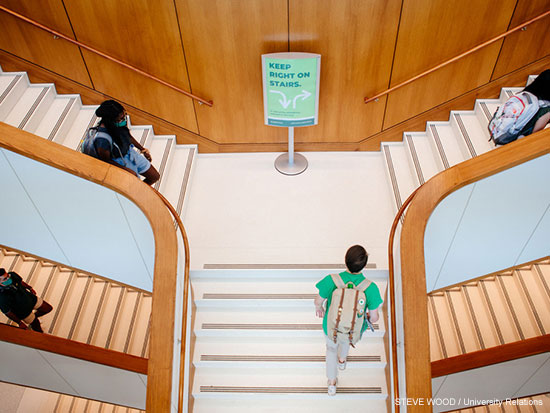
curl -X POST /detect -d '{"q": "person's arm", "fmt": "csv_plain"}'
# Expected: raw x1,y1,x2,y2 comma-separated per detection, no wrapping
532,112,550,134
96,147,139,176
4,311,27,329
130,136,152,161
314,294,326,318
20,280,36,295
367,308,379,323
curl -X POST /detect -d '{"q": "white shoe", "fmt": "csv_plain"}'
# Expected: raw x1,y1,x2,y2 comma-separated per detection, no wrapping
328,379,337,396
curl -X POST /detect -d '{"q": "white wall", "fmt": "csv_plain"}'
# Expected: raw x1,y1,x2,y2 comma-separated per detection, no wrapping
0,148,155,291
424,154,550,292
0,341,147,409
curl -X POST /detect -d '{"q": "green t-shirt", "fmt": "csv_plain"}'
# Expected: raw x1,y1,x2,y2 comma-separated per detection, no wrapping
316,271,383,335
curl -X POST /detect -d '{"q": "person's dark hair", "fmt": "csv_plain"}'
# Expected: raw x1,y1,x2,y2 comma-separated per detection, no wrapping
523,69,550,101
95,100,126,147
0,268,5,276
345,245,368,273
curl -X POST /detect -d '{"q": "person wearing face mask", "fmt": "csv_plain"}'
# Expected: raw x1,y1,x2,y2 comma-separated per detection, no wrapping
90,100,160,186
0,268,53,333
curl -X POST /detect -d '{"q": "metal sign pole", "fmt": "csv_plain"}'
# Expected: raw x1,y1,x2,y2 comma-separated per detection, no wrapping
274,127,308,175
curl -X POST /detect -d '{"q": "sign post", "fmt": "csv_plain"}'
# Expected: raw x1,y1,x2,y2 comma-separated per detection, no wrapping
262,52,321,175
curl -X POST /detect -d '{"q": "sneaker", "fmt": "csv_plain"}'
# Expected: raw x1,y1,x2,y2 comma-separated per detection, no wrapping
327,379,337,396
338,359,347,370
29,319,43,333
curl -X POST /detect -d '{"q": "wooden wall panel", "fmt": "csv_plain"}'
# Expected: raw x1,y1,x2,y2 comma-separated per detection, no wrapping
290,0,402,143
0,0,91,86
62,0,198,132
176,0,288,144
384,0,517,128
492,0,550,79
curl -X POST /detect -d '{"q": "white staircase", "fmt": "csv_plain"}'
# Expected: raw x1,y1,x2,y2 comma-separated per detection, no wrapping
428,257,550,361
0,63,546,412
189,269,389,412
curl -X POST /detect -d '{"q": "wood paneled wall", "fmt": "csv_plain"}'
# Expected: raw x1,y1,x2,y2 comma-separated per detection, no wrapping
0,0,548,152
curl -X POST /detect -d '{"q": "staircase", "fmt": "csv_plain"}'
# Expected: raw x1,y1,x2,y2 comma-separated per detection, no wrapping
189,269,389,412
428,256,550,360
1,62,547,412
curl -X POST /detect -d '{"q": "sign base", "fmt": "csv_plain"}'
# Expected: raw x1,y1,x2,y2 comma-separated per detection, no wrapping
274,153,308,176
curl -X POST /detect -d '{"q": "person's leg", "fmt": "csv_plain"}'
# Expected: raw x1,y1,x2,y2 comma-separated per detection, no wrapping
141,165,160,186
325,336,338,385
337,341,351,369
34,300,53,318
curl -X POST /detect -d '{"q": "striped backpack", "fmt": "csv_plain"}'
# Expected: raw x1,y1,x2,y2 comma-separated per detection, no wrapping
326,274,372,346
488,91,539,145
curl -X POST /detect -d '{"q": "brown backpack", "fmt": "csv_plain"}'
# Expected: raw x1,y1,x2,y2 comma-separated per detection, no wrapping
326,274,371,346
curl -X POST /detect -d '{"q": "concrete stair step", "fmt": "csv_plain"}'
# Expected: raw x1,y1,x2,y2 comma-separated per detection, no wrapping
33,95,80,143
450,111,494,157
3,84,54,131
158,145,196,215
426,122,469,169
0,72,28,120
62,106,97,150
382,142,417,212
404,132,443,185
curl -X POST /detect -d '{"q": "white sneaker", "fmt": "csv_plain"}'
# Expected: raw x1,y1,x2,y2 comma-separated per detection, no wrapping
328,379,337,396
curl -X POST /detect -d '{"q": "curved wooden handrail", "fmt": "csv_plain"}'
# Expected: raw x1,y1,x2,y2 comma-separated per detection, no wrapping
399,128,550,411
152,190,191,413
0,5,213,107
0,323,148,374
364,10,550,104
431,334,550,378
0,121,179,412
387,187,421,409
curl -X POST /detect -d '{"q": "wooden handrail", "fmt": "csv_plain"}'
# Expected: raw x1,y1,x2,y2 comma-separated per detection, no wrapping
0,122,179,412
399,128,550,411
431,334,550,377
0,323,148,374
364,10,550,104
152,190,191,413
387,187,421,410
0,5,213,107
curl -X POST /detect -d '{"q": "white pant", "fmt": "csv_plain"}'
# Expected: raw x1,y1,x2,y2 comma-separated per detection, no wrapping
325,336,350,381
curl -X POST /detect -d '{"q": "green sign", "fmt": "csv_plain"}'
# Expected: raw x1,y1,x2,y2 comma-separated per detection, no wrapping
262,53,320,127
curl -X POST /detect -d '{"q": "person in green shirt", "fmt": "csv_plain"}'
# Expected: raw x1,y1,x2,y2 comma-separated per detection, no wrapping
314,245,383,396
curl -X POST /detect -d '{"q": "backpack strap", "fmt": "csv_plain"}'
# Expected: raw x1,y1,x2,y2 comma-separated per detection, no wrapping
349,289,360,347
330,273,345,288
355,278,372,292
93,130,123,159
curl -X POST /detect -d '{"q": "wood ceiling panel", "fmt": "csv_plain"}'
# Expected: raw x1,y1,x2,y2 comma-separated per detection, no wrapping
176,0,288,144
290,0,402,143
384,0,517,128
62,0,197,132
492,0,550,79
0,0,91,87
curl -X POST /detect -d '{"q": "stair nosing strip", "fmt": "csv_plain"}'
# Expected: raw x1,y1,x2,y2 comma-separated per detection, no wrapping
496,276,524,340
454,113,476,158
199,386,382,394
175,147,195,219
445,290,466,354
534,264,550,302
202,293,317,299
429,295,447,359
0,75,22,104
405,134,425,185
479,280,505,345
105,287,126,349
462,285,485,350
141,312,152,358
18,87,49,130
87,282,109,344
200,323,379,330
480,101,493,123
48,271,75,334
200,355,381,362
515,270,546,335
430,124,450,169
67,276,93,340
382,145,403,211
47,97,76,141
124,292,142,354
153,138,173,191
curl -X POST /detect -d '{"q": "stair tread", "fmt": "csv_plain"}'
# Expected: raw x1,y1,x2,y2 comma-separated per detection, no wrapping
382,143,417,210
404,132,442,185
3,85,49,127
159,145,195,210
62,106,97,150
